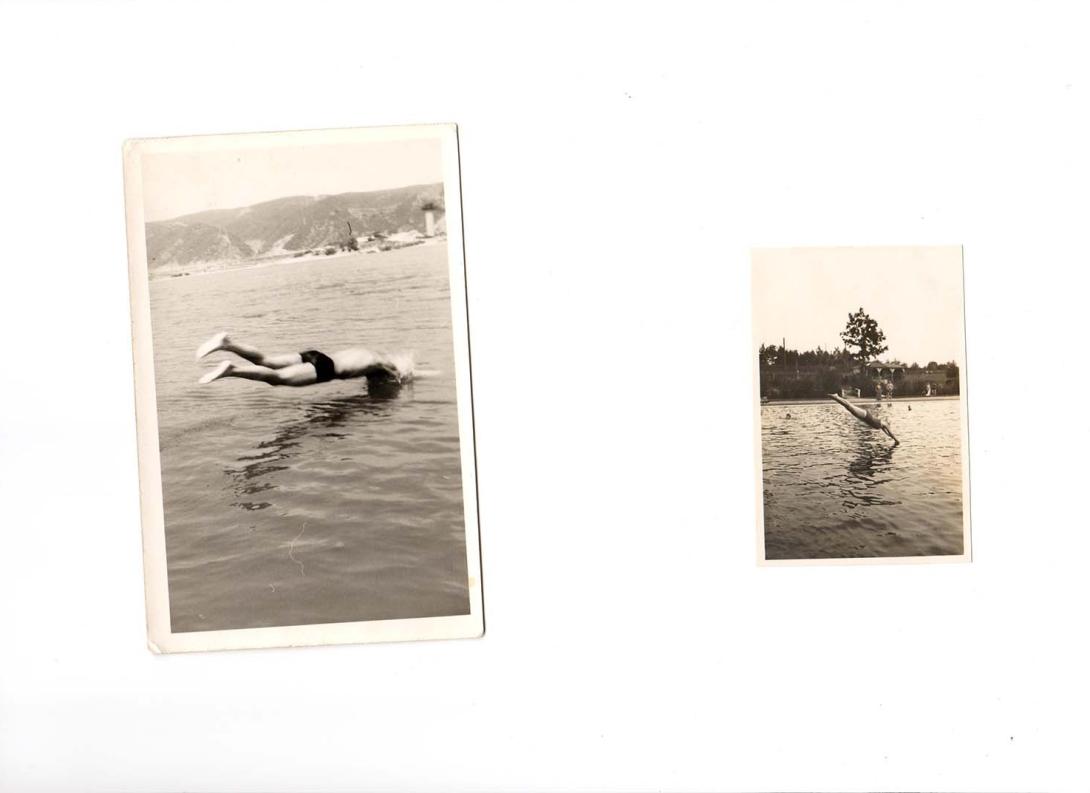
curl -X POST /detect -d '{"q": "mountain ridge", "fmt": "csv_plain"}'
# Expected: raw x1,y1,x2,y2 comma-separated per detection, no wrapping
145,183,444,269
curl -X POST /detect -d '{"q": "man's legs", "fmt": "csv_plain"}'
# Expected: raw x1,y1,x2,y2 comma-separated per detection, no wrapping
196,332,303,369
199,360,319,386
830,393,869,422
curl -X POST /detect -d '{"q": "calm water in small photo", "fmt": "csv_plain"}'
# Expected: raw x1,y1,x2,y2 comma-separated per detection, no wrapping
761,398,965,560
148,244,470,632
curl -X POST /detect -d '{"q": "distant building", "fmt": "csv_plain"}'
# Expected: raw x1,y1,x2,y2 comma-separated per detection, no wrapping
864,361,908,379
421,202,446,237
387,229,425,244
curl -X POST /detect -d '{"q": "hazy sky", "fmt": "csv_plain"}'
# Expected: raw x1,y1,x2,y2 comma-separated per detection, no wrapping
752,247,965,366
141,137,443,222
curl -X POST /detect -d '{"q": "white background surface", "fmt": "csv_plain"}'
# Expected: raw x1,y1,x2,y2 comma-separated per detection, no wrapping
1,2,1087,791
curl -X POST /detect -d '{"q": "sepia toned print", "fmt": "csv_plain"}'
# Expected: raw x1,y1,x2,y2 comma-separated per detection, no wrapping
124,124,482,651
752,247,971,565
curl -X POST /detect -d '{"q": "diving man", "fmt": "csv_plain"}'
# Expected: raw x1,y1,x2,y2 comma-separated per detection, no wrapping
830,393,899,445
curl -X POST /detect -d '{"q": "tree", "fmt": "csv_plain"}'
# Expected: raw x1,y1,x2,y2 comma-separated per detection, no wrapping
840,307,888,368
758,343,781,368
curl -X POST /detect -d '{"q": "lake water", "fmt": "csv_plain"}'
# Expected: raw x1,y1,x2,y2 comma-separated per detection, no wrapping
760,398,966,560
148,244,471,632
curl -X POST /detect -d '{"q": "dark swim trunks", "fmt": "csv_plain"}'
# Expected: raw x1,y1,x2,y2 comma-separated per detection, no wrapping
299,350,336,383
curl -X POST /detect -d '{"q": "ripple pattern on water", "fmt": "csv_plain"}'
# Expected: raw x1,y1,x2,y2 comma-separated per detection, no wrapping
149,245,470,632
761,399,965,560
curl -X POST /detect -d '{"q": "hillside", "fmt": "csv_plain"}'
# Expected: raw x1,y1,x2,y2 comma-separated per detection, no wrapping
144,221,255,266
145,183,444,270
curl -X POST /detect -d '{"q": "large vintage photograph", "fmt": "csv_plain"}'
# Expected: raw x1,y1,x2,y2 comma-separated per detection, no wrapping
752,247,971,564
124,125,482,651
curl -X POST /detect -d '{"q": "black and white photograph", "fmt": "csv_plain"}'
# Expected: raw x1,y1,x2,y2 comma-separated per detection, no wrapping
124,124,482,651
10,3,1090,790
753,246,971,564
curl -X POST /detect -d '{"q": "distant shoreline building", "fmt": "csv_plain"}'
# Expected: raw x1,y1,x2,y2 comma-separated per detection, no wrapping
864,360,908,380
421,201,445,238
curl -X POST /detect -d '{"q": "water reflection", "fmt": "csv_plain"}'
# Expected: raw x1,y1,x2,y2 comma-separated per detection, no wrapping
843,432,899,508
847,437,895,480
224,385,410,510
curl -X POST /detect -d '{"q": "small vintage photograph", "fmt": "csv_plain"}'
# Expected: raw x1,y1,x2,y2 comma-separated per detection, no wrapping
124,124,482,651
752,246,971,564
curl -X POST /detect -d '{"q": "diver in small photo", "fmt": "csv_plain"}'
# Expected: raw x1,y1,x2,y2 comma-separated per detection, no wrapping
830,392,899,445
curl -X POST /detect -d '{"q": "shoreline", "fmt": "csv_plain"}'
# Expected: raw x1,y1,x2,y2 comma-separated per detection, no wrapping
761,395,960,407
149,237,446,281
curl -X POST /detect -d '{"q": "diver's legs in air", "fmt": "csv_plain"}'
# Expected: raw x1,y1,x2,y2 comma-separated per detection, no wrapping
830,393,869,422
196,332,302,369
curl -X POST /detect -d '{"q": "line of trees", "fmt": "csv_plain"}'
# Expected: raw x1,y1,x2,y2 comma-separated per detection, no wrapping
758,344,958,376
759,343,855,370
759,308,960,399
758,354,960,399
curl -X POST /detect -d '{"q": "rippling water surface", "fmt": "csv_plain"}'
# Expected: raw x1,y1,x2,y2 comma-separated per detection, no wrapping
761,399,965,560
149,244,470,632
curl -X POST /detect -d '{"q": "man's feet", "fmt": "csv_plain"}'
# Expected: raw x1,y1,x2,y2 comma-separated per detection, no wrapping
196,331,230,361
198,360,233,384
